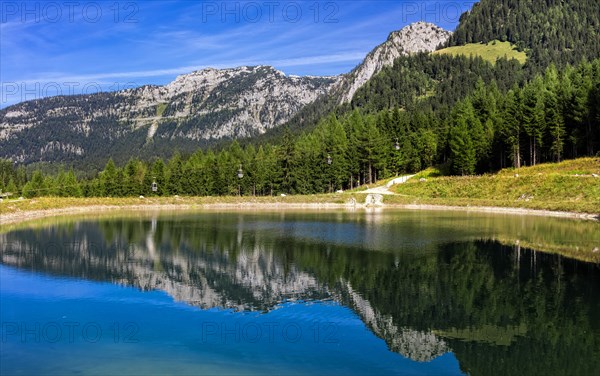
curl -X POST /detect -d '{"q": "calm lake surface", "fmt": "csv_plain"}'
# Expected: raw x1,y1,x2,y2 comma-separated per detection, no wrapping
1,209,599,375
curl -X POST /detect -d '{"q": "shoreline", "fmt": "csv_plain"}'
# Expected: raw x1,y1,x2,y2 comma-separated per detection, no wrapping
1,200,598,226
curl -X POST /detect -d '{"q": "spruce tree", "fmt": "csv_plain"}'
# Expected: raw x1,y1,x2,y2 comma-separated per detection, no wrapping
501,89,523,168
450,122,476,175
22,170,45,198
101,158,118,196
544,65,565,162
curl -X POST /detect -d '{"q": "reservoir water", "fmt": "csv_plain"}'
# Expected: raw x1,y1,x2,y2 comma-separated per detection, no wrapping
1,210,599,375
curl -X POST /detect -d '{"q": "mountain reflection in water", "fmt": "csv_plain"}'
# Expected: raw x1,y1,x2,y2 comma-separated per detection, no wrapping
1,210,599,375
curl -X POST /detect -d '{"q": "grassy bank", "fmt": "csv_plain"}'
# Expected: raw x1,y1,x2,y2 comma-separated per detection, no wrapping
393,158,600,214
0,194,348,211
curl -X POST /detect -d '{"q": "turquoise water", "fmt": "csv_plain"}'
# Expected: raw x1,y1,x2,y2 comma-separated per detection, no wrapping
1,210,599,375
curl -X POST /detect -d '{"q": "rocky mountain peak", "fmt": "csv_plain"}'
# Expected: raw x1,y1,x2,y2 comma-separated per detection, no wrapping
338,21,452,103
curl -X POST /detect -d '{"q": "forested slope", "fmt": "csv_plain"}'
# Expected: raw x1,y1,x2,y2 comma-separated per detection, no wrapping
447,0,600,70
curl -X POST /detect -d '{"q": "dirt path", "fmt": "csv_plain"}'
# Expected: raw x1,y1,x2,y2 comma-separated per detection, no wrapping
363,175,415,195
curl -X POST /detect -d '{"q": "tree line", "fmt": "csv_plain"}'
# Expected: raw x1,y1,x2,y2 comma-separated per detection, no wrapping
1,57,598,198
447,60,600,174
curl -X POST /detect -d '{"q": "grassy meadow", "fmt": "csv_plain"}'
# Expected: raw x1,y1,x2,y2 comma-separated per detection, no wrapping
434,40,528,64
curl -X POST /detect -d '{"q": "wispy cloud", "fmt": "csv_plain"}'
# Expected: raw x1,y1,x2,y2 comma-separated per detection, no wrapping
1,1,471,96
12,52,365,85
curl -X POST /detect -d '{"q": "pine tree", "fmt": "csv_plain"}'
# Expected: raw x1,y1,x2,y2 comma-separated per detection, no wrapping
522,76,546,165
358,116,385,184
321,115,349,191
263,145,280,196
346,110,364,187
293,133,323,194
123,159,144,196
100,158,118,196
149,158,167,196
69,169,82,197
5,178,18,197
214,150,238,196
167,152,184,195
501,89,523,168
53,168,67,196
567,62,594,157
419,129,438,168
450,121,476,175
201,150,217,196
544,65,565,162
22,170,45,198
278,128,295,193
253,146,269,196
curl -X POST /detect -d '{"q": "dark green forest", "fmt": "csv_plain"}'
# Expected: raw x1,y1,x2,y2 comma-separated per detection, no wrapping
447,0,600,70
1,0,599,198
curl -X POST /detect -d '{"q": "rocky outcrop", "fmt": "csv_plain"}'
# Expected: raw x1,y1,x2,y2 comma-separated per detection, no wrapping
119,66,338,140
337,22,452,103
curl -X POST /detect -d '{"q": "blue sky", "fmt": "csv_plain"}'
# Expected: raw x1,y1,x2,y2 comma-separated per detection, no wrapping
0,1,475,108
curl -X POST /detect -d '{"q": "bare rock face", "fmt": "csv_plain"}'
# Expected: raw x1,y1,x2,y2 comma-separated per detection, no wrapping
117,66,338,140
337,21,452,103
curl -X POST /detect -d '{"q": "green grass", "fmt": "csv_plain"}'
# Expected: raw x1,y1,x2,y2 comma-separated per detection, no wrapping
156,103,167,117
394,158,600,214
412,162,452,180
434,40,527,65
0,195,350,217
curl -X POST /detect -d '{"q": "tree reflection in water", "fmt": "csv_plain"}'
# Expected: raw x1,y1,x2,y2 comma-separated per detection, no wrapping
1,211,599,375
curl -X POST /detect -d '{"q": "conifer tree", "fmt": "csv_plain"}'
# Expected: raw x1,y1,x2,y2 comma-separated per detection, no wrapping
278,128,295,193
101,158,118,196
544,65,565,162
167,152,184,195
501,89,523,168
22,170,45,198
522,76,546,165
5,178,18,197
450,121,476,175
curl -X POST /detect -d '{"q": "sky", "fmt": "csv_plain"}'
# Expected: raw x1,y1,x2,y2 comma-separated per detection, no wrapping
0,0,476,108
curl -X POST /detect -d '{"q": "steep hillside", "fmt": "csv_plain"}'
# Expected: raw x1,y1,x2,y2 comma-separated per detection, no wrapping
262,22,452,139
277,0,599,142
447,0,600,69
349,53,524,113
